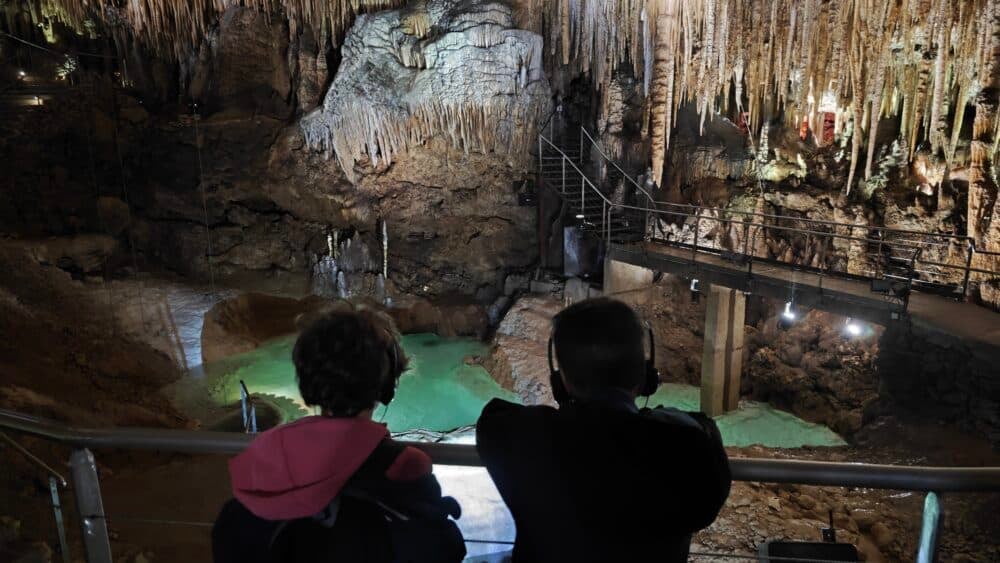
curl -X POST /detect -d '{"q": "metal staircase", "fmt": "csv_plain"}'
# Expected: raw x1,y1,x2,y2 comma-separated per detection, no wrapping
536,123,648,245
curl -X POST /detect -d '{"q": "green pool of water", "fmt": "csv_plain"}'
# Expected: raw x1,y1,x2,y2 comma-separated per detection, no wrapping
205,333,519,433
642,384,846,448
203,334,844,448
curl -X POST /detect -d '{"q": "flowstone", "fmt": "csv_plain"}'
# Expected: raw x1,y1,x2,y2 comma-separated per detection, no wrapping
302,0,551,181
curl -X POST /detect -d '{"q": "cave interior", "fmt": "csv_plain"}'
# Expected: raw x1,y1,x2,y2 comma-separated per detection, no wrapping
2,0,1000,561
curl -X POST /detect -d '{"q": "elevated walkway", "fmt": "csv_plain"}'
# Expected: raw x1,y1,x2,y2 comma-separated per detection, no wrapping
610,243,1000,348
537,127,1000,344
538,128,1000,416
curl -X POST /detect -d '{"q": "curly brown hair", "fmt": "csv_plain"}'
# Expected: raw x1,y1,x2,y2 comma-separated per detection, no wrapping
292,304,409,417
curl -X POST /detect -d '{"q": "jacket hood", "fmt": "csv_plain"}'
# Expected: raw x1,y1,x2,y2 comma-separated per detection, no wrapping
229,415,388,520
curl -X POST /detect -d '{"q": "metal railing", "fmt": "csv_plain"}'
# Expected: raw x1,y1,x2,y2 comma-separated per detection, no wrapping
2,407,1000,562
537,132,1000,301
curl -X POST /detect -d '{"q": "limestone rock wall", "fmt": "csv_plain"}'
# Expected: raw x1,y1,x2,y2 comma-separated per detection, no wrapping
302,0,551,182
879,323,1000,445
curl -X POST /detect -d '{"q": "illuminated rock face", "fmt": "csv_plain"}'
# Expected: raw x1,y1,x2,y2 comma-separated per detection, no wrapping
302,0,551,181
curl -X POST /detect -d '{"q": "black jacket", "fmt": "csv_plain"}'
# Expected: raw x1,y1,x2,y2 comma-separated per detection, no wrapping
212,438,465,563
476,396,731,562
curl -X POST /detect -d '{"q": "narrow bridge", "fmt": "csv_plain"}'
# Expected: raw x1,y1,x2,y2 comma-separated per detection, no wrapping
537,126,1000,344
537,125,1000,415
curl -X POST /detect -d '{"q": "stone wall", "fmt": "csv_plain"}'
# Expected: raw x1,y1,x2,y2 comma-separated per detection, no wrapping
879,323,1000,446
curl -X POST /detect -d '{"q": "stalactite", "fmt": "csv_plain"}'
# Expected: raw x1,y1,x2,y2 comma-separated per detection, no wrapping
649,0,678,188
34,0,1000,194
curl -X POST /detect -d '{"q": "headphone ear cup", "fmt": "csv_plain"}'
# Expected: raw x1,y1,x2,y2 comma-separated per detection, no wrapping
639,361,660,397
379,379,396,405
549,368,571,405
548,338,570,405
380,344,400,406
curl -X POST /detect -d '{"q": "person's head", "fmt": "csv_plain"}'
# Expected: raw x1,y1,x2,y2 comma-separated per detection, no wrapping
551,297,646,399
293,304,408,417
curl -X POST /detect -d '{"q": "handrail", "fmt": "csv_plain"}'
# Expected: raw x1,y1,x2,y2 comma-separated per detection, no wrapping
541,135,974,245
579,126,658,207
540,130,1000,293
3,408,1000,492
539,134,613,206
1,429,67,487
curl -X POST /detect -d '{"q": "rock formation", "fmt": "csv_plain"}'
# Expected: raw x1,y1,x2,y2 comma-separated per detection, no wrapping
302,0,551,181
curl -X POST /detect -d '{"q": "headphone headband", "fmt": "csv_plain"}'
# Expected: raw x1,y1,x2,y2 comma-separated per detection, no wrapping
547,324,660,403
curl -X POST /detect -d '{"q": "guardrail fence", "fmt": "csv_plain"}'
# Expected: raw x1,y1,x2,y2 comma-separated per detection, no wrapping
3,408,1000,562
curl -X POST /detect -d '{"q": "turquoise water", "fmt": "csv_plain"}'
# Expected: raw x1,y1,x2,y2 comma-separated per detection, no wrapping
204,335,844,447
205,333,519,433
642,384,846,448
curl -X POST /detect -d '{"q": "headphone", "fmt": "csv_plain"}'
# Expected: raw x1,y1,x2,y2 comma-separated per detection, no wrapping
547,326,660,405
378,341,403,406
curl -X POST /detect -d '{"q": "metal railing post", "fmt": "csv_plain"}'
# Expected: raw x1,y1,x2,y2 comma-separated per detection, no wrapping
49,476,70,563
962,240,975,300
70,448,112,563
916,492,942,563
537,135,542,179
561,157,566,195
579,129,584,166
691,211,701,262
875,230,885,279
603,200,608,244
580,171,585,218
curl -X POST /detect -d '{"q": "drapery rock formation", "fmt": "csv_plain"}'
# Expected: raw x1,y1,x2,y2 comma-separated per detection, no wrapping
302,0,551,181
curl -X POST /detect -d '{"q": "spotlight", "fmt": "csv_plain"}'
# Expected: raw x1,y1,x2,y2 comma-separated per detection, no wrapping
574,213,585,220
782,301,796,321
18,70,26,78
778,301,797,330
845,318,862,337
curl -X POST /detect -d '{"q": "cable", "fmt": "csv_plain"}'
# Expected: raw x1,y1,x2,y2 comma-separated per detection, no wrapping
192,106,217,293
1,31,115,59
110,87,146,328
82,75,118,335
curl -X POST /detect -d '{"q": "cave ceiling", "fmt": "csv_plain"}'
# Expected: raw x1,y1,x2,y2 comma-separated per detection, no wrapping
7,0,1000,193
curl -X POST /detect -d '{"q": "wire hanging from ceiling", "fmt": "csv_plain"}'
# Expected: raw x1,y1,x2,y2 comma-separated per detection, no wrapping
192,103,217,294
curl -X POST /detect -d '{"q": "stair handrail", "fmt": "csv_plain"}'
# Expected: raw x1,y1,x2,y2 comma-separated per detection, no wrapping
541,132,1000,293
579,126,658,208
539,134,616,207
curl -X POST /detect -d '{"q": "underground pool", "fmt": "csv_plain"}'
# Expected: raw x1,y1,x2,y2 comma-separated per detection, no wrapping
190,333,844,448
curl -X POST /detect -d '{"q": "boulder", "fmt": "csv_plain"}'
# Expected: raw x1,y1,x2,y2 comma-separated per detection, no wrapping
25,234,118,274
201,293,336,364
485,295,562,405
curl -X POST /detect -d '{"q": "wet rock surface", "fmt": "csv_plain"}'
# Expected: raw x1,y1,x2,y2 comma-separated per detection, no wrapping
485,295,562,405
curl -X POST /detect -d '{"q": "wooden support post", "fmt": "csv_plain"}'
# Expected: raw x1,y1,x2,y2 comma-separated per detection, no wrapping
701,286,745,416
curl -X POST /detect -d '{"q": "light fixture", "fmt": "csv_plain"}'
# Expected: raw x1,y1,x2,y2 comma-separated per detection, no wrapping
689,278,700,303
782,301,796,321
18,70,26,78
575,213,585,220
845,318,862,337
689,278,699,292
